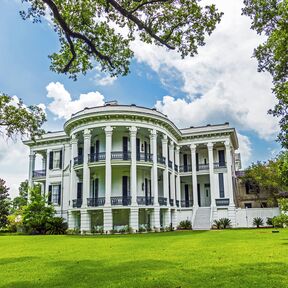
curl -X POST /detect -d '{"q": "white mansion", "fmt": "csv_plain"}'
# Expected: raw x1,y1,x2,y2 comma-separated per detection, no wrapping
24,102,276,232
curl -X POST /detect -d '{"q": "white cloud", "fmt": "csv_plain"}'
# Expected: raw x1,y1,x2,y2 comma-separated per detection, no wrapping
131,0,279,141
236,133,252,168
46,82,105,120
94,74,117,86
0,138,29,198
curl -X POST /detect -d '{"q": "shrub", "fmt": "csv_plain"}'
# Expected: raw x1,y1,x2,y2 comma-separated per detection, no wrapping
219,218,232,229
272,214,288,228
138,227,146,233
266,217,274,226
91,226,104,234
253,217,264,228
213,219,222,229
177,220,192,230
66,228,80,235
46,217,68,235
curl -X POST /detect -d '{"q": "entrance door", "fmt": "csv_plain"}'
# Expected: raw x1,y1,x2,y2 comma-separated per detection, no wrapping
123,137,128,160
184,184,189,207
203,184,211,207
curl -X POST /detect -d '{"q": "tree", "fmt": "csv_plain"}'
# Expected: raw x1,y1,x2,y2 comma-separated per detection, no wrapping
0,179,10,229
22,185,55,234
20,0,223,80
242,0,288,148
11,180,29,213
0,93,46,140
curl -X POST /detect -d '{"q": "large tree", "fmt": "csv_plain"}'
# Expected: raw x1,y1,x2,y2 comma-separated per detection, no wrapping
0,93,46,140
242,0,288,148
20,0,223,80
0,179,10,229
11,180,29,213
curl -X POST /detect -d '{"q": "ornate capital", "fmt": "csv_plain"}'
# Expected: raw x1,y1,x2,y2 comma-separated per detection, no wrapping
207,142,214,150
190,144,197,151
150,129,157,139
104,126,113,136
129,126,138,136
70,134,78,144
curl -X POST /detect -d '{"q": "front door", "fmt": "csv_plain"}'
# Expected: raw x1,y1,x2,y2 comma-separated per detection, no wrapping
203,184,211,207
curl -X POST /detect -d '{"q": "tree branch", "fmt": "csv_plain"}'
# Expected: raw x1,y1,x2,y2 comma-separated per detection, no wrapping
129,0,171,14
107,0,175,49
42,0,114,71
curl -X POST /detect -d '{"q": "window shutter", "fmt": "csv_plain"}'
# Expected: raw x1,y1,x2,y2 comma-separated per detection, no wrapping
49,151,53,170
218,173,225,198
48,185,52,204
58,184,61,205
59,150,63,169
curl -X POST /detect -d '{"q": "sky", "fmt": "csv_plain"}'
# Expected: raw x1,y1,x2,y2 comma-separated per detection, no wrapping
0,0,281,198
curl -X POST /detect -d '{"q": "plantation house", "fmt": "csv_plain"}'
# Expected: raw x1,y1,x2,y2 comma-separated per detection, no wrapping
24,103,279,232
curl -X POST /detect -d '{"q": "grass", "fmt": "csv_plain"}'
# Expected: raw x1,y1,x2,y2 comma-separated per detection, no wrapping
1,229,288,288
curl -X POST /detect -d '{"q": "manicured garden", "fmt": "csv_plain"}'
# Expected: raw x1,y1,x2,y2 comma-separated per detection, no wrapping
1,229,288,288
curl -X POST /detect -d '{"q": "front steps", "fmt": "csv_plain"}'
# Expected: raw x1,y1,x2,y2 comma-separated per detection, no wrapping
193,207,211,230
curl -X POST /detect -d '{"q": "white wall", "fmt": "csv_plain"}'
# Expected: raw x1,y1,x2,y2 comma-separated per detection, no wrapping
235,208,280,228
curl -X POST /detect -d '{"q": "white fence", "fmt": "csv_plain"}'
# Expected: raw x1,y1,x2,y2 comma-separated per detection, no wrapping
235,208,280,228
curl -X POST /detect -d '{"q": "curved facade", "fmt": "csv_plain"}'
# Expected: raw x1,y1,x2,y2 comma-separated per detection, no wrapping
24,103,239,231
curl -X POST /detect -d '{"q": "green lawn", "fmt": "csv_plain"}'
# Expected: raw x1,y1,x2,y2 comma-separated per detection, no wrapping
1,229,288,288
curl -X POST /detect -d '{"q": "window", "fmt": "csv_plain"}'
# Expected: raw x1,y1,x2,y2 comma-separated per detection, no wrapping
261,202,267,208
48,184,61,205
218,173,224,198
244,203,252,208
49,150,62,170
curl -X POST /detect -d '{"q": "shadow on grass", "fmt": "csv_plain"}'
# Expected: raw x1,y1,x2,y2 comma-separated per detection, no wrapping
2,259,288,288
0,257,37,266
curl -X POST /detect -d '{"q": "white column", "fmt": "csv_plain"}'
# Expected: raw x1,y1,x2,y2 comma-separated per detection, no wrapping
169,142,175,206
162,135,169,206
225,140,235,207
191,144,198,208
130,207,139,232
129,126,138,206
175,146,181,208
82,129,91,208
68,211,75,229
45,149,51,199
103,208,113,232
150,129,159,206
69,135,78,207
152,207,160,231
207,142,216,207
28,151,35,188
105,126,113,206
80,210,91,233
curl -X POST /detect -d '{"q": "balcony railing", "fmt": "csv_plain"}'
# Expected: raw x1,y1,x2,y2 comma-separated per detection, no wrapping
169,198,174,206
137,153,153,162
181,200,193,207
174,164,178,172
89,152,106,162
176,200,180,207
214,162,227,169
74,155,83,165
197,164,209,171
158,197,167,206
72,198,82,208
179,165,192,172
111,151,131,160
87,197,105,207
168,160,173,168
111,196,131,206
32,170,46,178
137,196,154,205
216,198,230,206
157,156,166,165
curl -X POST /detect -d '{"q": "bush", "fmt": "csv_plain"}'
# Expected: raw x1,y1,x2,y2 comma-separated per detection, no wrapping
177,220,192,230
138,227,146,233
46,217,68,235
266,217,274,226
219,218,232,229
7,214,23,232
91,226,104,234
66,228,80,235
253,217,264,228
272,214,288,228
213,219,222,229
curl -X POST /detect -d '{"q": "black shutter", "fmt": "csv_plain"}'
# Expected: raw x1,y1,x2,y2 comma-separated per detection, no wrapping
77,182,83,199
183,154,188,172
185,185,189,201
122,176,128,198
58,184,61,205
136,138,140,160
196,153,199,171
95,178,99,199
90,145,95,155
48,185,52,204
123,137,128,160
149,180,152,198
197,183,201,206
59,150,63,169
218,150,225,166
49,151,53,170
78,147,83,156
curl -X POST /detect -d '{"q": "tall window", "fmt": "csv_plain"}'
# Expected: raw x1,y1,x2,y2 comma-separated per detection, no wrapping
48,184,61,205
218,173,225,198
49,150,62,170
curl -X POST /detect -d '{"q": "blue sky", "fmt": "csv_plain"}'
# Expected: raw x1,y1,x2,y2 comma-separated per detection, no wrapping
0,0,281,196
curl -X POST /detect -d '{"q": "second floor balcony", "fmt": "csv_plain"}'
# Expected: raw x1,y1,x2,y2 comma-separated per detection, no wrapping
32,170,46,178
111,196,131,206
74,155,83,166
181,200,193,207
137,196,154,205
87,197,105,207
89,152,106,163
111,151,131,161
